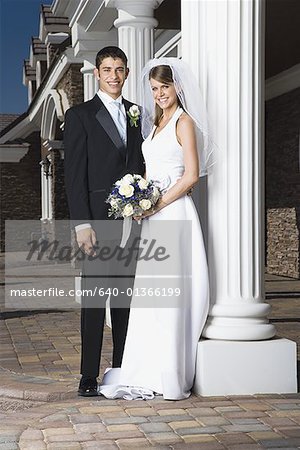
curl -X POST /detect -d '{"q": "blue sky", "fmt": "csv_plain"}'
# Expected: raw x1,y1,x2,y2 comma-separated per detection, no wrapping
0,0,53,114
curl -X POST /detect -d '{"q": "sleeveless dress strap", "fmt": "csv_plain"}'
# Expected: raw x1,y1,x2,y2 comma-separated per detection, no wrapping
172,107,183,122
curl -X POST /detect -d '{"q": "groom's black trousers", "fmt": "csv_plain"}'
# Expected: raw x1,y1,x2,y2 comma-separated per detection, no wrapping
79,230,139,378
80,276,133,377
80,299,131,377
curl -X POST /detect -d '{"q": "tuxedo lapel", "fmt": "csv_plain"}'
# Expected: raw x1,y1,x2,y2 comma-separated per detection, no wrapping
94,96,126,159
123,99,137,166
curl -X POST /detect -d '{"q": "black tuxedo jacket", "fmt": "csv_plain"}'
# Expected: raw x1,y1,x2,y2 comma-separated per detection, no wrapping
64,94,144,226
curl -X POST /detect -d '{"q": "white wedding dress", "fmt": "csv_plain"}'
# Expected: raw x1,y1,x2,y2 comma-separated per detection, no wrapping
99,108,209,400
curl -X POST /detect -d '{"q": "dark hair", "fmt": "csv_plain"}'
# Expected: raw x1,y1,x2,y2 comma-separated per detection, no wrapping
149,65,181,126
95,46,128,69
149,65,174,85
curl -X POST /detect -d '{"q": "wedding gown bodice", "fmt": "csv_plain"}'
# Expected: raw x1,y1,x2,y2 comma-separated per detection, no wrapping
142,107,185,192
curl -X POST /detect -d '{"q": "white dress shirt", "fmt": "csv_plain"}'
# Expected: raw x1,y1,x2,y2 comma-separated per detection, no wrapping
97,90,127,145
75,90,127,233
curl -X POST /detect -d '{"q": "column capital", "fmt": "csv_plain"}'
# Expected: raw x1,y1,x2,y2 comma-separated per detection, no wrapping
112,0,159,102
112,0,159,29
114,15,158,29
106,0,162,17
80,60,96,74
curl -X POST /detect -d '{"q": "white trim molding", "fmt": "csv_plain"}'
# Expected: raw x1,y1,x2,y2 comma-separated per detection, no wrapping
0,116,38,144
265,64,300,101
155,31,182,58
28,47,79,123
0,143,30,162
41,90,66,140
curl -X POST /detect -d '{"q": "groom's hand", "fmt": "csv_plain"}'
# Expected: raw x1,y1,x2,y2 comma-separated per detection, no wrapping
76,228,97,256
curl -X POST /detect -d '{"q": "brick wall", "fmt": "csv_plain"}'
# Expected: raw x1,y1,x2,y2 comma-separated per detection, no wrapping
265,87,300,278
267,208,299,278
0,132,41,251
57,64,83,108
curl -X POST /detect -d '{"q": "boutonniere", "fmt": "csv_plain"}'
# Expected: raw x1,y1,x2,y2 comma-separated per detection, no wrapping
127,105,140,127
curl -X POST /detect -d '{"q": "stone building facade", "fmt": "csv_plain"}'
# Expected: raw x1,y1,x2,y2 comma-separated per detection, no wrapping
265,88,300,278
0,131,41,250
0,111,42,250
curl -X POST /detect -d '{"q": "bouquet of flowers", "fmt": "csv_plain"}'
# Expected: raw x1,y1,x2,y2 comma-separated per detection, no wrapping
106,173,161,219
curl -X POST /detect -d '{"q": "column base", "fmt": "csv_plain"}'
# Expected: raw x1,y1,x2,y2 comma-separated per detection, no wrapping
202,303,276,340
194,338,297,396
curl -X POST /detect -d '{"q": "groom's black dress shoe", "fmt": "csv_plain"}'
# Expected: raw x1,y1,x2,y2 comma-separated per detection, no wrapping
78,377,99,397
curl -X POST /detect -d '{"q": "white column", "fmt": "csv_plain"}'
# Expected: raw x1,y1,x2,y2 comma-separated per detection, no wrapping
181,0,297,395
40,167,52,221
81,60,99,101
112,0,160,103
40,164,47,221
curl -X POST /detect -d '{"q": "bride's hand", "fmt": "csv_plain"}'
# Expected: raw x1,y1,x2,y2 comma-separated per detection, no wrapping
133,215,144,223
133,198,167,222
133,208,155,222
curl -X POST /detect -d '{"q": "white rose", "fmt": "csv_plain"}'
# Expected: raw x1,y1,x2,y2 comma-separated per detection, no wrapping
119,184,134,197
122,174,134,184
152,186,160,199
123,203,134,217
129,105,140,117
110,198,118,207
139,199,152,211
138,178,149,190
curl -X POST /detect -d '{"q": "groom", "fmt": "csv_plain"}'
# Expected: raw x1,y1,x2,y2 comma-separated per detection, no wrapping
64,46,144,396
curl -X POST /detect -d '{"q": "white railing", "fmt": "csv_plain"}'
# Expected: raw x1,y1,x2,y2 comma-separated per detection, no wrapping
155,31,182,58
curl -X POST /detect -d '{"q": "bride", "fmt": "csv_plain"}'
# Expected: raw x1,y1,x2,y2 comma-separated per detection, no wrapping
99,57,214,400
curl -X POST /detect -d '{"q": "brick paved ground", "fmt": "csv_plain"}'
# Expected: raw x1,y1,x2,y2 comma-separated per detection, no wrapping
1,394,300,449
0,258,299,449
